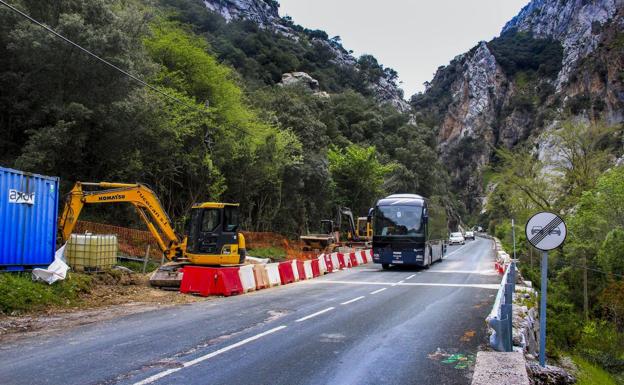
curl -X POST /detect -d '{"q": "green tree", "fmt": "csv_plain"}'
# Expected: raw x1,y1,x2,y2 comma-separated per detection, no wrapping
328,144,395,215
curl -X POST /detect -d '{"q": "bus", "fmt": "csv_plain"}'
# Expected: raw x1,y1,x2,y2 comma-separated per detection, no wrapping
371,194,447,269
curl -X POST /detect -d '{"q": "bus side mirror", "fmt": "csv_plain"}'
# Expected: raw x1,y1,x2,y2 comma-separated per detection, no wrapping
367,208,374,222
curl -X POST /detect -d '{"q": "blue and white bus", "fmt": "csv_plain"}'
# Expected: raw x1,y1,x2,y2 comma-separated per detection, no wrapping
371,194,447,269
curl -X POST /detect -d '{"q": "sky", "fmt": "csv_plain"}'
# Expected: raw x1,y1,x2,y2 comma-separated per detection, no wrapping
278,0,530,97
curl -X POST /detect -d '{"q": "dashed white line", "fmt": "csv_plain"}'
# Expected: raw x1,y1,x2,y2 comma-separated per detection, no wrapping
398,280,405,284
340,296,365,305
306,280,500,290
295,307,335,322
133,325,287,385
370,288,387,295
406,274,416,280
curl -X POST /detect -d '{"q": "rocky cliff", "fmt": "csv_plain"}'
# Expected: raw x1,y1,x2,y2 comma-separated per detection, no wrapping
201,0,410,112
413,0,624,211
503,0,620,88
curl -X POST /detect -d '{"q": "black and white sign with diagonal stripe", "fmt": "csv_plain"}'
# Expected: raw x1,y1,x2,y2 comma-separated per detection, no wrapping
525,212,567,251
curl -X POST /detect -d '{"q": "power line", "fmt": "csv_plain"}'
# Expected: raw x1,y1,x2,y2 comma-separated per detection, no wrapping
0,0,207,115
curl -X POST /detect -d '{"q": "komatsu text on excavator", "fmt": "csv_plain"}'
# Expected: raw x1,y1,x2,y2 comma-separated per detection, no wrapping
58,182,246,287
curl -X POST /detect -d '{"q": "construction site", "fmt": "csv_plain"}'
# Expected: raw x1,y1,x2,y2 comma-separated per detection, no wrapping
0,167,374,336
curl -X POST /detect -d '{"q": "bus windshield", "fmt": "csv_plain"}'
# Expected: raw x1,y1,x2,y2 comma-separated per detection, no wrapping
374,205,424,237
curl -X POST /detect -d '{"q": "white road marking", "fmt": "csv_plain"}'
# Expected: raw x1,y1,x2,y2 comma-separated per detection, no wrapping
307,280,500,290
133,325,287,385
398,280,405,284
370,288,387,295
426,269,497,275
443,243,471,259
295,307,335,322
340,296,365,305
406,274,416,279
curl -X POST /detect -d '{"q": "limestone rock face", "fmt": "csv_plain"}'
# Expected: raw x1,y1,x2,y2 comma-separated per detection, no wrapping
203,0,281,28
279,72,320,91
420,0,623,211
438,42,505,150
503,0,620,87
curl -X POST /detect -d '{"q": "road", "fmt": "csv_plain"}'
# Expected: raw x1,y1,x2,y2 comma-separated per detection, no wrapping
0,237,500,385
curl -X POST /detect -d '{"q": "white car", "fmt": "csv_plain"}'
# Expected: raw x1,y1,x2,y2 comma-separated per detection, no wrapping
465,231,475,240
449,232,465,245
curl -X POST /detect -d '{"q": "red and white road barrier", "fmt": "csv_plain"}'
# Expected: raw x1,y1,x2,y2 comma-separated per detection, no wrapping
238,264,256,293
303,260,314,279
265,263,281,287
291,260,300,281
180,249,373,297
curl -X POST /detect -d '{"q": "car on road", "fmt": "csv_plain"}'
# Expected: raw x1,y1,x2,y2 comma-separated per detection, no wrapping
449,232,465,245
464,231,475,240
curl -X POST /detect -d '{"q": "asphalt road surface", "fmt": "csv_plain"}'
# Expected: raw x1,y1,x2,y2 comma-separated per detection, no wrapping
1,237,501,385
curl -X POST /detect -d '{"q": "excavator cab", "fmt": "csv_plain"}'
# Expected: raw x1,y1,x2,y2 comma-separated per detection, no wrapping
186,203,245,265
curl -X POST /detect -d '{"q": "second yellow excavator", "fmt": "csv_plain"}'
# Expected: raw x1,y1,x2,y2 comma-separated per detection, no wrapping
58,182,246,287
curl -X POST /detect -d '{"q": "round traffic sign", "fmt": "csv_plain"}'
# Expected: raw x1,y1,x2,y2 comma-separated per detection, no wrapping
525,212,567,251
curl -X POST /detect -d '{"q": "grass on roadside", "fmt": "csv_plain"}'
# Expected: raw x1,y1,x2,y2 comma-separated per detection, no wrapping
247,246,287,261
572,355,618,385
117,259,160,273
0,272,92,315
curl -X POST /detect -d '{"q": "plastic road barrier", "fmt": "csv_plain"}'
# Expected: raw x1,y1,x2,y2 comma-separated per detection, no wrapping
349,252,359,267
278,261,296,285
239,265,256,293
253,264,269,290
265,263,281,287
310,258,321,278
180,266,218,297
337,253,346,269
330,253,340,271
318,255,328,274
296,260,306,280
323,254,334,273
291,260,300,281
303,260,314,279
355,251,364,265
215,267,244,297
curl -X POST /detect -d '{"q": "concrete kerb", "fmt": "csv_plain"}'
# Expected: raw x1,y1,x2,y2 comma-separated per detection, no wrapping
472,238,542,385
471,351,530,385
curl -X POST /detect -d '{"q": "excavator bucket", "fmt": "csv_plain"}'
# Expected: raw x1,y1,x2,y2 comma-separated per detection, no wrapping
149,263,185,288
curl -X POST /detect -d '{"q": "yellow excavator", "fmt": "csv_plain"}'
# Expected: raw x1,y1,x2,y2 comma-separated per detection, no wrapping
58,182,246,287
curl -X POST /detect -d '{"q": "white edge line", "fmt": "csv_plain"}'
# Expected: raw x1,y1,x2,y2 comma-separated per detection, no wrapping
295,307,335,322
340,296,365,305
406,274,416,279
133,325,287,385
370,288,387,295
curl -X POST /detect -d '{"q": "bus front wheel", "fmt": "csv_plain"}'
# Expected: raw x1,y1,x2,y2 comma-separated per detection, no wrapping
382,263,390,270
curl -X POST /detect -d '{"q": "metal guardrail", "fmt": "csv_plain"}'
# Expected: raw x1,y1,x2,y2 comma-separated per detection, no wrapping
487,261,516,352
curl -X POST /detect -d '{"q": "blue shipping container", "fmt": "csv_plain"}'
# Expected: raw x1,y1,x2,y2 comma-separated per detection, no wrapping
0,166,60,270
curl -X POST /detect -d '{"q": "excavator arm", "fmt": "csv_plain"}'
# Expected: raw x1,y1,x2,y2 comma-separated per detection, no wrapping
58,182,186,261
339,207,359,242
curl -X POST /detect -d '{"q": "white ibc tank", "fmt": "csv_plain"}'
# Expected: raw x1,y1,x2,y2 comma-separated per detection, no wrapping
66,234,118,271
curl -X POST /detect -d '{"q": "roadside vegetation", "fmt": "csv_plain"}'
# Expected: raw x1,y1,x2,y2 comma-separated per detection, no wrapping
0,273,92,315
0,0,452,238
485,120,624,380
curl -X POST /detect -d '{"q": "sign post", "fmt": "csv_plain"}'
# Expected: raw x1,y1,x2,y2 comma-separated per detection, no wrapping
525,212,567,368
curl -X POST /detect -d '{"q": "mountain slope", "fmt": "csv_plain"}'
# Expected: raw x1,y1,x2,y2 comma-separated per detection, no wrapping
162,0,410,112
412,0,624,212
